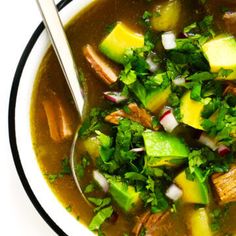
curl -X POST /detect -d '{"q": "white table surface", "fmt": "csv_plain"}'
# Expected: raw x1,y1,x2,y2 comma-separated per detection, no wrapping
1,0,58,235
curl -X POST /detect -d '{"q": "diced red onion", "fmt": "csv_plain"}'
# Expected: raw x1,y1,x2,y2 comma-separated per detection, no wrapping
160,109,171,120
146,55,159,73
173,77,186,86
165,184,183,201
198,132,218,151
130,147,145,153
93,170,109,192
217,144,230,156
103,91,127,104
160,108,179,133
161,31,177,50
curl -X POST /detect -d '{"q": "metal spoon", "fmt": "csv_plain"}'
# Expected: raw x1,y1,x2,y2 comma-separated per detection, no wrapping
36,0,88,203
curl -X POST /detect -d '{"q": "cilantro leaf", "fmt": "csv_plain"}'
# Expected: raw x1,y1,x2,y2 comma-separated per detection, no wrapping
140,11,152,28
187,72,215,82
75,155,90,180
120,67,137,85
190,83,202,101
84,183,96,193
88,197,112,213
79,108,103,139
45,158,71,183
218,68,233,78
88,206,113,231
188,150,207,174
114,119,136,164
202,98,220,118
96,131,115,163
124,172,147,182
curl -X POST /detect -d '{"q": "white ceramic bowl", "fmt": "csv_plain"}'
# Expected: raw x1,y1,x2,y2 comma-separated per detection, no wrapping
9,0,95,235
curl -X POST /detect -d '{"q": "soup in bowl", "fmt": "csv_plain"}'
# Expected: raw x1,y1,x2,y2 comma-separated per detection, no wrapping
11,0,236,235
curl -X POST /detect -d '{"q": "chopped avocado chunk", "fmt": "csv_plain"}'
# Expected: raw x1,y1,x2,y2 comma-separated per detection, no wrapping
151,0,181,32
202,34,236,80
146,155,186,167
99,22,144,64
174,169,209,204
106,175,140,212
83,137,100,159
129,81,171,113
180,91,205,130
145,86,171,113
189,208,212,236
128,80,147,106
143,131,189,158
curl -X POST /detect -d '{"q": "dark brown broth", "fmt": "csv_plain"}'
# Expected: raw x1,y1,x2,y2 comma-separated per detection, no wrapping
31,0,236,235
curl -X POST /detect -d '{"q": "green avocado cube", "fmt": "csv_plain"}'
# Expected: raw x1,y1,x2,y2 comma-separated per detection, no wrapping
174,169,209,204
106,175,141,212
99,22,144,64
189,208,212,236
202,34,236,80
145,86,171,113
143,131,189,158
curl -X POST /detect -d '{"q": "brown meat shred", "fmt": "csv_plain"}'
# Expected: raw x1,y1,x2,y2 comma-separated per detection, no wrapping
83,44,119,85
212,165,236,204
223,82,236,96
223,12,236,36
132,211,152,236
42,90,73,142
105,103,158,130
132,211,172,236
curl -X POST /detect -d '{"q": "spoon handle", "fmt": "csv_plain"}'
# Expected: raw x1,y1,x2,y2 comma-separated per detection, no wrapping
36,0,84,116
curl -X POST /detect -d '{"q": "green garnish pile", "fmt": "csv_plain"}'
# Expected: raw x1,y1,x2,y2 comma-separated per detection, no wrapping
77,13,236,234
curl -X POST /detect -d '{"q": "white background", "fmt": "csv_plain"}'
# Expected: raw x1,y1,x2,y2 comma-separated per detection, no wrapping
1,0,58,235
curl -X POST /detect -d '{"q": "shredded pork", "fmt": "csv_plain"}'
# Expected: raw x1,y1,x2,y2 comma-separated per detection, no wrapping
83,44,119,85
223,12,236,36
42,91,73,142
223,82,236,96
105,103,158,130
132,211,172,236
132,211,152,236
212,165,236,204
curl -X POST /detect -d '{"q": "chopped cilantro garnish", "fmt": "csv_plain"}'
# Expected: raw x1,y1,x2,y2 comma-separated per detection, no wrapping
75,155,90,180
120,68,137,85
79,108,103,139
84,183,96,193
114,119,136,164
96,131,114,163
190,83,202,101
201,102,236,145
61,158,71,175
218,68,234,78
124,172,147,182
88,206,113,231
201,98,221,118
88,197,112,212
85,11,236,227
210,206,229,232
187,147,231,182
47,174,58,183
66,205,72,212
45,157,71,183
140,11,153,28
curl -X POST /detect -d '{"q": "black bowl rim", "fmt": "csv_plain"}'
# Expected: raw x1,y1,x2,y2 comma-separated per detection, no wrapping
8,1,74,235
